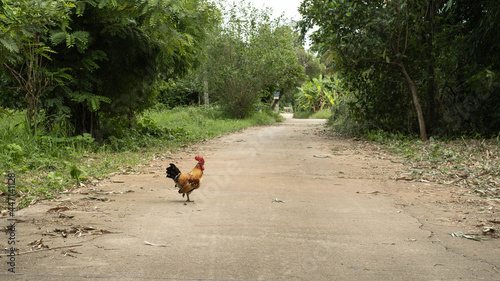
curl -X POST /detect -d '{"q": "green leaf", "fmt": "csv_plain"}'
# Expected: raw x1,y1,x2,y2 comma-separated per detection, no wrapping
50,31,67,46
76,2,86,15
0,37,19,53
70,165,82,185
445,0,453,12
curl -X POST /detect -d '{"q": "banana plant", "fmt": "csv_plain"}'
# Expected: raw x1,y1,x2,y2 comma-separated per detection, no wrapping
296,75,339,112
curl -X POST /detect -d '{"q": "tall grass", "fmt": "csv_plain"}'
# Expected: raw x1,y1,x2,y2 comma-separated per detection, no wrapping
0,106,283,209
146,105,282,138
293,109,332,119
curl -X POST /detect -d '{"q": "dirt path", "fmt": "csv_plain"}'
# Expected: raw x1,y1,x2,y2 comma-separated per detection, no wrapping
2,114,499,280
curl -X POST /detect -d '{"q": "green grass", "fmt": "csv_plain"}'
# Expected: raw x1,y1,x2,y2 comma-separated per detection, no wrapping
293,108,332,119
145,106,282,139
310,109,332,119
0,106,283,209
0,110,24,130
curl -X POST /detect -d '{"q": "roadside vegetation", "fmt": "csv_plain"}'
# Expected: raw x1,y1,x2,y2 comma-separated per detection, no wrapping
298,0,500,197
300,0,500,140
368,131,499,198
293,75,340,119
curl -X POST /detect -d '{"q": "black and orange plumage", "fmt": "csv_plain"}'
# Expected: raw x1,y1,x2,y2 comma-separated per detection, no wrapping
166,156,205,202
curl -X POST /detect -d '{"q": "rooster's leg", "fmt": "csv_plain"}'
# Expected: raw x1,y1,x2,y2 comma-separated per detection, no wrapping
186,193,192,202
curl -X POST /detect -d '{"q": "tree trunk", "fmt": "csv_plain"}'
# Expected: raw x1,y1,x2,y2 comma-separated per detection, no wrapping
203,70,209,105
398,63,428,141
5,33,48,136
271,89,284,111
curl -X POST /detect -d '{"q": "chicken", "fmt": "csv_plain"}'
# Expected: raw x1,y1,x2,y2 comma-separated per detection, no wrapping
166,156,205,202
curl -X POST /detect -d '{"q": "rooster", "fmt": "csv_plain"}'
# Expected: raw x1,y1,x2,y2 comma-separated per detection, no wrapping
166,156,205,202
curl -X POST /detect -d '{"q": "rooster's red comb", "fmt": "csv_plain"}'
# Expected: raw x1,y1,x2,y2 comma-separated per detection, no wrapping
195,156,205,164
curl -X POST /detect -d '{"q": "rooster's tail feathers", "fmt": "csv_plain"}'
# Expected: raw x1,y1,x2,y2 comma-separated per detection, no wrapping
166,163,181,182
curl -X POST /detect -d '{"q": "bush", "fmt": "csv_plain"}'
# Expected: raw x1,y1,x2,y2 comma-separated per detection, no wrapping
293,111,313,119
327,94,367,137
310,109,332,119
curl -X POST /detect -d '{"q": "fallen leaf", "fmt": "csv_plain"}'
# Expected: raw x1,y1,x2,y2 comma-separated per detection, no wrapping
68,248,82,254
47,206,70,212
59,213,74,219
451,231,487,241
482,227,495,234
84,196,109,202
95,190,134,195
144,241,168,247
27,238,43,246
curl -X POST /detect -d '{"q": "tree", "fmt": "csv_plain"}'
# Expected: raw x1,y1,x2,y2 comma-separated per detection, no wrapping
51,0,217,137
300,0,500,138
1,0,217,138
300,0,428,140
1,0,73,135
296,47,325,80
204,0,305,118
437,0,500,135
258,25,306,111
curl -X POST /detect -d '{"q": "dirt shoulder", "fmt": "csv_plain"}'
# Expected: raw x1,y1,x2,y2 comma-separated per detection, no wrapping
1,114,499,280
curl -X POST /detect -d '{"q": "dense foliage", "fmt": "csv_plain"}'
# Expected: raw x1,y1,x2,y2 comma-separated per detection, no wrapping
295,75,340,113
1,0,316,132
1,0,216,138
200,0,307,118
299,0,500,139
154,1,315,117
